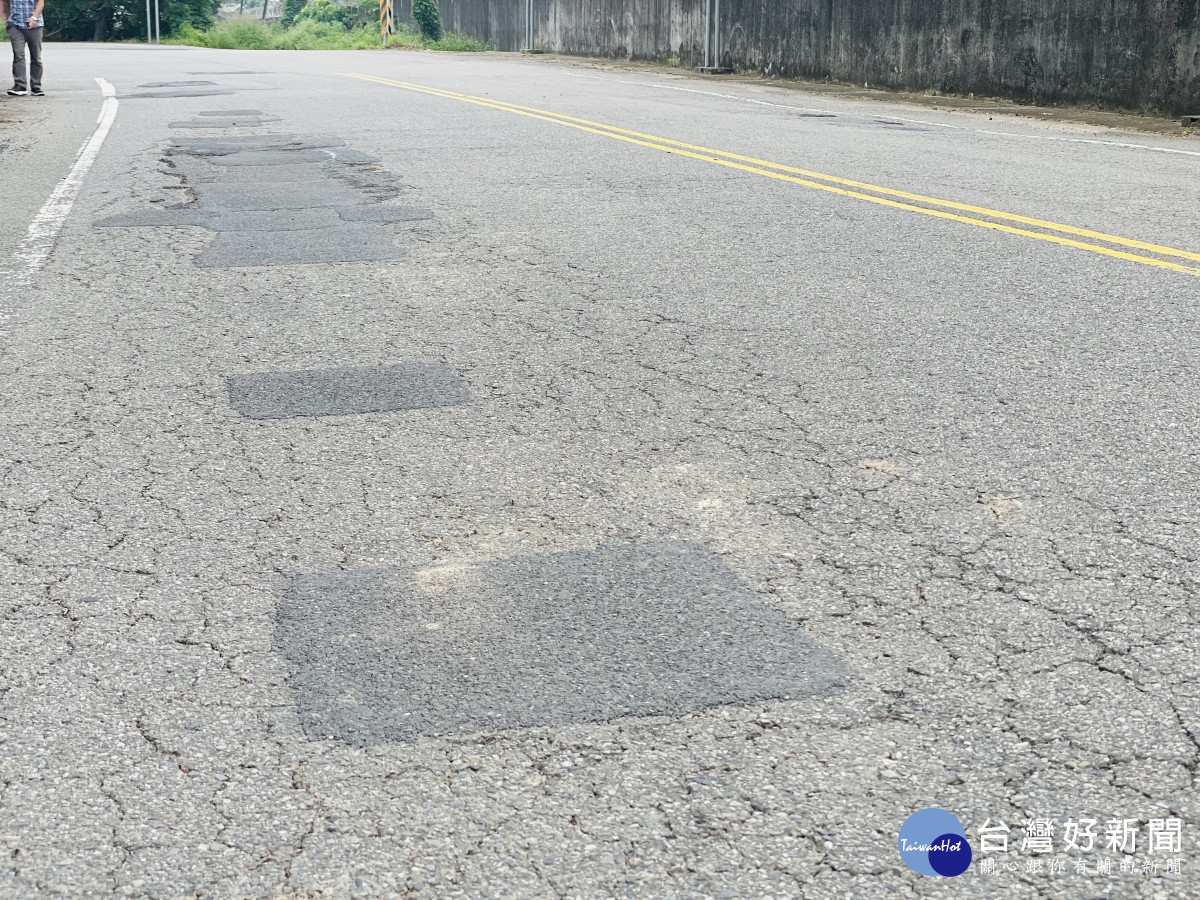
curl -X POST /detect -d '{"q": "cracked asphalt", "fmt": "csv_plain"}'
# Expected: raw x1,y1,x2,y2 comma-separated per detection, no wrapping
1,43,1199,900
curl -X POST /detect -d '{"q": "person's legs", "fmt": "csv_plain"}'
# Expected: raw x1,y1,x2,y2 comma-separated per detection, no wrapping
8,24,28,92
26,26,41,92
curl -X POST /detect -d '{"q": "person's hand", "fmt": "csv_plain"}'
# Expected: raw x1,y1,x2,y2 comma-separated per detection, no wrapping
26,14,37,25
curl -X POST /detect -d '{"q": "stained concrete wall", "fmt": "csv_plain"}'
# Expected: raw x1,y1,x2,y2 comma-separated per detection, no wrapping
395,0,1200,113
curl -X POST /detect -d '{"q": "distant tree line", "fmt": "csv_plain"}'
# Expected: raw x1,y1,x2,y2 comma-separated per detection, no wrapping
45,0,219,40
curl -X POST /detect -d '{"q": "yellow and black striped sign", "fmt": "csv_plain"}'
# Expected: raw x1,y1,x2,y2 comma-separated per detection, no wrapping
380,0,393,37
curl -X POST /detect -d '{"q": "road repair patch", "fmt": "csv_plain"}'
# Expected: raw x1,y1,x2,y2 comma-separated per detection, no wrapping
93,131,431,267
226,363,469,419
275,541,848,744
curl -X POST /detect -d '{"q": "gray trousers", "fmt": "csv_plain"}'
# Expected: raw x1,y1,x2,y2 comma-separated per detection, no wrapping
7,24,42,92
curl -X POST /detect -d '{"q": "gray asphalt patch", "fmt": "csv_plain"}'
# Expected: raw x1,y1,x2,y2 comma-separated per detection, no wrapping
337,205,435,224
870,119,933,131
186,70,264,74
138,80,217,87
122,90,237,99
276,541,848,744
96,131,425,267
177,136,344,153
217,150,334,166
322,149,380,165
98,208,345,232
94,208,212,228
197,223,403,267
189,180,365,210
169,119,272,128
197,109,263,116
206,209,343,232
322,164,403,202
174,162,329,183
226,363,468,418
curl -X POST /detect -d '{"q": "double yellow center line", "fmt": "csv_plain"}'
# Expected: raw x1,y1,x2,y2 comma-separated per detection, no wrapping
341,72,1200,278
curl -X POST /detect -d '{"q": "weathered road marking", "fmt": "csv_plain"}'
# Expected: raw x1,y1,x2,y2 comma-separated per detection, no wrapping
17,78,118,275
0,78,119,347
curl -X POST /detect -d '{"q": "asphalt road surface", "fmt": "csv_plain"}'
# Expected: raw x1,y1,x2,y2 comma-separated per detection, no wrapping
1,43,1199,900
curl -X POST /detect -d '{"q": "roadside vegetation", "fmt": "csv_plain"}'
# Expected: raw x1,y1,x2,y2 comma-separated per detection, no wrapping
170,16,489,50
48,0,488,51
172,18,379,49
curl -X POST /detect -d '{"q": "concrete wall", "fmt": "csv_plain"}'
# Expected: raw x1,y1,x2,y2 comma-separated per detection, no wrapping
396,0,1200,113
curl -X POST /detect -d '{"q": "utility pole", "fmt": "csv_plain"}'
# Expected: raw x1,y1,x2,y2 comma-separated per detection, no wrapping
697,0,729,74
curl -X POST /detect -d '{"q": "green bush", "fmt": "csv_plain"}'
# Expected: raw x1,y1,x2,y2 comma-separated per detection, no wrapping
169,18,381,48
411,0,442,42
274,18,380,47
295,0,350,26
173,20,274,48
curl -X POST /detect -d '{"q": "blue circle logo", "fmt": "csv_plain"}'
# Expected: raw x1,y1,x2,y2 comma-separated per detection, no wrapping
898,808,972,876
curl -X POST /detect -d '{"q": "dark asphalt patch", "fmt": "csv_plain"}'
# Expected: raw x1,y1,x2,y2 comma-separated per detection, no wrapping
276,541,847,744
226,363,468,418
187,70,264,75
198,223,402,267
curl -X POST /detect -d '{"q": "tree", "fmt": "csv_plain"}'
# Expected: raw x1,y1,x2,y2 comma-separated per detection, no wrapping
281,0,306,26
411,0,441,42
43,0,218,40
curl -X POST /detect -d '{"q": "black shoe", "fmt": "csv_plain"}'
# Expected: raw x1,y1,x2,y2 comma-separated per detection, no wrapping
30,88,43,96
7,88,27,96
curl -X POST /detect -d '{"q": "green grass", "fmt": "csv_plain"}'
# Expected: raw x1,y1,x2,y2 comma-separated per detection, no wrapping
170,19,490,51
424,31,490,51
384,25,423,49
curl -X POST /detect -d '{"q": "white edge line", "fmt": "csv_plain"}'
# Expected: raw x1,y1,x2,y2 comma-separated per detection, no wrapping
16,78,119,276
0,78,117,346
